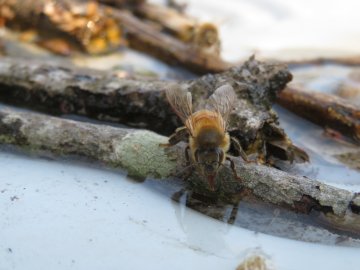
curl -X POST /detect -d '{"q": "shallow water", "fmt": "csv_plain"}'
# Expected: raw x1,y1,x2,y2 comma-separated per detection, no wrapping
275,105,360,186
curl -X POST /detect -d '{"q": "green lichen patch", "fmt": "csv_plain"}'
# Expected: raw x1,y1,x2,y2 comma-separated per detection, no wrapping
113,130,176,179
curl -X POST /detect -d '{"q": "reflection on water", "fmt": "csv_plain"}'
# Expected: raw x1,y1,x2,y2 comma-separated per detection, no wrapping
274,105,360,185
290,64,352,94
144,178,360,247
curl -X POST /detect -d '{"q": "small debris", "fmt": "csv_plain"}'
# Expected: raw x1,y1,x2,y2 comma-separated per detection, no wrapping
10,196,19,201
236,250,274,270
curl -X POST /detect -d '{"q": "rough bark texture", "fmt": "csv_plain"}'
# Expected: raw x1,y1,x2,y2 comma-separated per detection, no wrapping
278,87,360,144
0,0,123,54
111,9,228,73
0,56,307,163
133,2,220,53
0,107,358,233
1,0,229,73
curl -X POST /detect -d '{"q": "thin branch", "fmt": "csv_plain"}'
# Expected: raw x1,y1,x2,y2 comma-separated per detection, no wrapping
111,9,229,73
286,56,360,68
133,2,220,53
0,107,358,234
278,87,360,144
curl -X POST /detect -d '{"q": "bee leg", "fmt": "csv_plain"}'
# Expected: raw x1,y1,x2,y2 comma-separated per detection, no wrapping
181,168,193,182
171,188,186,203
231,136,258,164
230,137,248,160
175,146,193,181
227,203,239,225
184,145,191,166
226,156,242,182
175,164,194,182
160,126,189,147
169,165,193,182
168,145,193,181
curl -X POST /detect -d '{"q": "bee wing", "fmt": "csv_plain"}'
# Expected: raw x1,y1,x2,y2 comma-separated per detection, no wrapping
206,84,237,130
166,86,194,135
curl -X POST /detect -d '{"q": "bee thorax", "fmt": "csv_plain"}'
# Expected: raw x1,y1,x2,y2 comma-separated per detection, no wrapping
194,127,224,147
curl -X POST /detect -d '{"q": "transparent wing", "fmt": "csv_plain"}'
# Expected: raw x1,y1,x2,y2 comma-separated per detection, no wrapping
166,86,194,135
206,84,237,130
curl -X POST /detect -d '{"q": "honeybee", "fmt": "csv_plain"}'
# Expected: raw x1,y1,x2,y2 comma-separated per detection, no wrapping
166,84,248,190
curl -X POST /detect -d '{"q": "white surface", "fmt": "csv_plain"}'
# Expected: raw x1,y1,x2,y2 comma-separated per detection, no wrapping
0,151,359,270
157,0,360,61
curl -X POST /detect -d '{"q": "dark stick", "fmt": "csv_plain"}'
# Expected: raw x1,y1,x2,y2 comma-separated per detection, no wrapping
278,87,360,144
0,56,306,162
111,9,228,73
133,2,220,53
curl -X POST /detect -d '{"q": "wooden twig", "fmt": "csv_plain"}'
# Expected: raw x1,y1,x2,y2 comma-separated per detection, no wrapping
133,2,220,54
111,9,228,73
278,87,360,144
0,56,307,163
286,56,360,68
165,0,187,13
0,0,123,54
0,107,358,234
97,0,145,8
1,0,229,73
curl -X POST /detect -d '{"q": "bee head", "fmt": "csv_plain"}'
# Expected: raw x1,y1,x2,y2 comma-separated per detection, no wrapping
194,147,224,190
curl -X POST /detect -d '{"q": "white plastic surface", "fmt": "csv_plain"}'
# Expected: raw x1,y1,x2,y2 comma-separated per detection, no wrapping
0,152,359,270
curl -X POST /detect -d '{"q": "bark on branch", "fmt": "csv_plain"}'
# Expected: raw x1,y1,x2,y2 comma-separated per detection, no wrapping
0,56,307,163
0,0,124,54
278,87,360,144
0,107,358,234
111,9,228,73
1,0,228,73
133,2,220,53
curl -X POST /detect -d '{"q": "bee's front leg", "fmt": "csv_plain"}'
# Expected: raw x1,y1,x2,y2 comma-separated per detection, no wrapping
184,144,191,166
160,126,189,147
227,203,239,225
167,143,193,181
178,145,194,181
226,156,243,182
